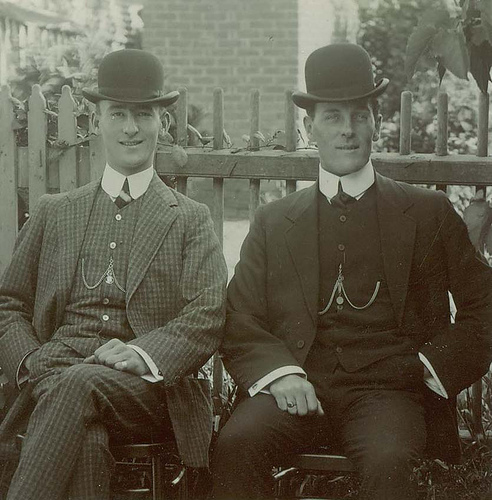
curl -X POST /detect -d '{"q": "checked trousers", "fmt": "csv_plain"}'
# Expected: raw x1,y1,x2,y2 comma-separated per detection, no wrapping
6,341,172,500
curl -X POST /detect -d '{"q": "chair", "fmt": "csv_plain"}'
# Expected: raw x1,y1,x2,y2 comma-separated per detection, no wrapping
110,441,188,500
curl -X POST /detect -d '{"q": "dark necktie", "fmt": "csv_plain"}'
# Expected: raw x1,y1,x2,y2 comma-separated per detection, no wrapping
114,178,133,209
330,180,356,209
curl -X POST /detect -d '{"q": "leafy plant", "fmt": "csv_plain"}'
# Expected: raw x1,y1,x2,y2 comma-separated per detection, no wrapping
405,0,492,93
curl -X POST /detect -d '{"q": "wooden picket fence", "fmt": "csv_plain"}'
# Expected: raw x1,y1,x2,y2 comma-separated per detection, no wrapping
0,82,490,433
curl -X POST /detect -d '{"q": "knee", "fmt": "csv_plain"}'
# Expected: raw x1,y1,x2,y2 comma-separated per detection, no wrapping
358,443,418,476
55,363,108,399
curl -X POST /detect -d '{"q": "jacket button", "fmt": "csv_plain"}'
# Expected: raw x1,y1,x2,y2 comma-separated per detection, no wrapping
297,340,305,349
336,346,343,354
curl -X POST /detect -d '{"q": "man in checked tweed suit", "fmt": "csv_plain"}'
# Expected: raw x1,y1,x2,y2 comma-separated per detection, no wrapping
0,49,227,500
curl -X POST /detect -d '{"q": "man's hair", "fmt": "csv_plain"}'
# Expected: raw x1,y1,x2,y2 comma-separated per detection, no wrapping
305,97,380,119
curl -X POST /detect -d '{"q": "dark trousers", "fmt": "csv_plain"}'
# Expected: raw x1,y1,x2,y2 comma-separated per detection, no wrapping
6,341,172,500
212,361,427,500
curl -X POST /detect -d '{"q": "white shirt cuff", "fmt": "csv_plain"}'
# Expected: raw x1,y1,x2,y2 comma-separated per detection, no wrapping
418,352,448,399
128,345,163,383
248,366,306,396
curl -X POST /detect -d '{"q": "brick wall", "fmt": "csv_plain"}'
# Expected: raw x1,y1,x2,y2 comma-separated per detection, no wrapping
142,0,298,145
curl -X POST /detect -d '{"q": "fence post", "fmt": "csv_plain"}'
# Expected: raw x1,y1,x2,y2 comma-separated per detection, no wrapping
212,88,224,246
176,87,188,194
399,91,412,155
477,92,489,158
249,89,261,221
249,89,260,151
28,84,47,210
88,103,105,182
58,86,78,192
285,89,297,194
212,87,225,409
436,92,448,157
0,85,17,274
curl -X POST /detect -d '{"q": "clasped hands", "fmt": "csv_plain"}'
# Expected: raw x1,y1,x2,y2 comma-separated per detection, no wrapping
83,338,149,376
269,374,324,416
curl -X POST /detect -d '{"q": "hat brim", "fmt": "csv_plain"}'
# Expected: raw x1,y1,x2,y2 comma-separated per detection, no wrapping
82,89,180,107
292,78,389,109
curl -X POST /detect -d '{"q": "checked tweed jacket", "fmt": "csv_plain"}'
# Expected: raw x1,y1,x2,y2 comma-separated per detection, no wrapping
0,172,228,467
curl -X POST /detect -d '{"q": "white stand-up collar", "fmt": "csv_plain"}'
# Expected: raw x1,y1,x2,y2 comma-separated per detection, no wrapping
318,160,375,202
101,164,154,200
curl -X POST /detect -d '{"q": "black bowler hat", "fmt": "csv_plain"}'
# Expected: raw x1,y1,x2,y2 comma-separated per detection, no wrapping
82,49,179,106
292,44,389,109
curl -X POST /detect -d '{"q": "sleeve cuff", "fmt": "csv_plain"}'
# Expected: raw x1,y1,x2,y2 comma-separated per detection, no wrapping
248,366,306,396
128,345,164,383
418,352,448,399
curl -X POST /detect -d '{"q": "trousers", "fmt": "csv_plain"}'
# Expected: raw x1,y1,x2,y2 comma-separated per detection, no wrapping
6,341,172,500
212,359,427,500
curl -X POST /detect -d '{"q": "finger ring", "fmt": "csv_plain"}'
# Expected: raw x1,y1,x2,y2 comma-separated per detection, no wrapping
287,401,296,408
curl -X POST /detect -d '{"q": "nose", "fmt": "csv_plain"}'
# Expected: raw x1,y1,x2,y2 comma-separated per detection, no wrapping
123,114,139,135
340,116,354,137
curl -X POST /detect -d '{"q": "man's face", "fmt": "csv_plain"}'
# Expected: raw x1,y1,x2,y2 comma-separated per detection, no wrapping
94,100,162,175
304,99,381,176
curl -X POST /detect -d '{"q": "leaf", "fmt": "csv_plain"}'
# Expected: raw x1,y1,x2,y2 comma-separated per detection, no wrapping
463,198,492,249
170,145,188,167
253,131,266,142
470,24,491,45
405,24,439,80
431,28,470,79
479,0,492,26
437,59,447,84
469,41,492,93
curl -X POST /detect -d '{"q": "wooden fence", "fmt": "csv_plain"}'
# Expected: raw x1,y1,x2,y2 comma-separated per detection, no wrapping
0,82,490,433
0,14,77,86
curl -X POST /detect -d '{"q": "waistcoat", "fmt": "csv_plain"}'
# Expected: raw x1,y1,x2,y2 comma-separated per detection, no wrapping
53,187,143,352
304,186,416,390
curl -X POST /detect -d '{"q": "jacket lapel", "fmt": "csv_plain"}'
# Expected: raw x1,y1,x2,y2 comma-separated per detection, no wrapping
126,174,178,303
375,173,416,325
284,184,319,326
56,181,100,327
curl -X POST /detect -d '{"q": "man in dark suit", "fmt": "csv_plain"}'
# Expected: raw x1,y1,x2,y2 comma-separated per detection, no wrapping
211,44,492,500
0,49,227,500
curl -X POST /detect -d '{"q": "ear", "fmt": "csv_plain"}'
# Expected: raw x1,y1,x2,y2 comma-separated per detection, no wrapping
372,113,382,142
90,108,100,134
303,114,314,142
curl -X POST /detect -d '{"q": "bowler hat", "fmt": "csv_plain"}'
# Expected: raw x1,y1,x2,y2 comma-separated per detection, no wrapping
82,49,179,106
292,44,389,109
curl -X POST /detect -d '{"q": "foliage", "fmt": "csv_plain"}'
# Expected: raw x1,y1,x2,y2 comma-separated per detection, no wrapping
405,0,492,94
358,0,482,156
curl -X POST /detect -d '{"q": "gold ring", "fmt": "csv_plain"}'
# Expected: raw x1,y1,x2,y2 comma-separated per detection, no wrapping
287,401,296,408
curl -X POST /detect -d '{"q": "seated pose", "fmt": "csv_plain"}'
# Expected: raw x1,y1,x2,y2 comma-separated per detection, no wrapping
0,49,227,500
211,44,492,500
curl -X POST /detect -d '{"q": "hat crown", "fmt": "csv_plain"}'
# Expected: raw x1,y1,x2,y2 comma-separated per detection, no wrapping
82,49,179,106
291,43,388,108
305,44,374,96
97,49,164,100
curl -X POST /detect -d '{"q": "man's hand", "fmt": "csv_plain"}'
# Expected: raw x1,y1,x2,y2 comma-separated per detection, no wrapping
269,374,324,416
83,339,149,376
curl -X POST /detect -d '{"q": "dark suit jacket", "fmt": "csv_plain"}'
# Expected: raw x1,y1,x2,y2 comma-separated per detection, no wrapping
222,172,492,462
0,173,228,467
